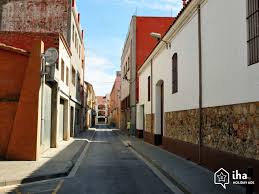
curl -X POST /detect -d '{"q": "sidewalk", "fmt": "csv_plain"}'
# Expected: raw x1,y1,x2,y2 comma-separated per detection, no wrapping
115,130,246,194
0,130,94,187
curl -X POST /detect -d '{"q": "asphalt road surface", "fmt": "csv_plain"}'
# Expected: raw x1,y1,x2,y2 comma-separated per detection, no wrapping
3,125,174,194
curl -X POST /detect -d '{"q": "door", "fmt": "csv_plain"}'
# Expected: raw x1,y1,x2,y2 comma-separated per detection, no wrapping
141,105,145,133
70,106,74,137
41,84,52,151
59,99,64,142
161,83,164,137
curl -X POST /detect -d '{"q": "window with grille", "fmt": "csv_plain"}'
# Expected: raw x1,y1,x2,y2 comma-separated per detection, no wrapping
148,76,151,101
172,53,178,94
247,0,259,65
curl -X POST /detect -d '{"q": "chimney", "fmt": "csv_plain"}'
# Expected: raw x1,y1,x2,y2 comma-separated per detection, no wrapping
72,0,75,7
182,0,187,7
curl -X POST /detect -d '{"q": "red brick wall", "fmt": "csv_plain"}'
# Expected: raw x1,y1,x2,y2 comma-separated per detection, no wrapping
136,17,174,102
0,0,69,40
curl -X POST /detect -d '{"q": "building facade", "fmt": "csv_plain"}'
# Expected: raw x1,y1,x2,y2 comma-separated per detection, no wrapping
137,0,259,191
95,95,110,125
110,71,121,128
0,0,86,137
0,32,73,159
121,16,174,136
85,82,96,129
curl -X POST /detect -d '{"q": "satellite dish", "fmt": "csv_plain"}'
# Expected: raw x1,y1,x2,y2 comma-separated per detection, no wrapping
45,48,59,65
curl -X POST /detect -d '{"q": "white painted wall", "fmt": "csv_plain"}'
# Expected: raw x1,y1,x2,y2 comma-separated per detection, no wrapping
201,0,259,107
58,38,70,96
139,62,152,114
152,12,200,114
138,0,259,134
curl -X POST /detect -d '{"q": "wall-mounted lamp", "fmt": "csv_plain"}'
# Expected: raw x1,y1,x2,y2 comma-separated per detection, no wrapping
150,32,171,49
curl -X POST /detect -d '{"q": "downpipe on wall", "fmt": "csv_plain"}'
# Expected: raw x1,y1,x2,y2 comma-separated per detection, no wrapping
198,4,203,164
40,55,46,146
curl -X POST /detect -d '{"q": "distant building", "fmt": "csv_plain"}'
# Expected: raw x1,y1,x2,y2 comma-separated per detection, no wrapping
95,95,110,125
85,82,96,128
121,16,174,136
109,71,121,128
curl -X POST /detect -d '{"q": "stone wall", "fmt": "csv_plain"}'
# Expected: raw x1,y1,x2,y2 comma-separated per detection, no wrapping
202,102,259,160
145,114,154,133
165,109,199,144
164,102,259,161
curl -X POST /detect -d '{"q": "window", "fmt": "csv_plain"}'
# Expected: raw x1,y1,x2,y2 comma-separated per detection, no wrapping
75,33,77,48
72,24,75,42
148,76,151,101
66,67,69,86
72,67,76,86
56,62,59,70
172,53,178,94
79,45,81,59
61,59,64,81
128,57,130,71
247,0,259,65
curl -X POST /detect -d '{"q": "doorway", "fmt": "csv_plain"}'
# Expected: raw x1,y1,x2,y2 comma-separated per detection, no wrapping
58,99,65,142
155,80,164,145
70,106,74,137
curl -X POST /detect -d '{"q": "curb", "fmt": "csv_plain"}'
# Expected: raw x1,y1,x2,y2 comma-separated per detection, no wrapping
114,131,191,194
0,138,88,187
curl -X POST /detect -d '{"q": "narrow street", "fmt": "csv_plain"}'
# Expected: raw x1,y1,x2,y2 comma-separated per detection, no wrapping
4,126,174,194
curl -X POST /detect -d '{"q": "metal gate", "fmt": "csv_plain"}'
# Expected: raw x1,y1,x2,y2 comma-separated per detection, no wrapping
41,84,52,151
59,99,64,142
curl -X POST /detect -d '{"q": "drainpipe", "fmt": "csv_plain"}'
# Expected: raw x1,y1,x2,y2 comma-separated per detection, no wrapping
40,55,46,147
198,4,203,164
151,59,153,133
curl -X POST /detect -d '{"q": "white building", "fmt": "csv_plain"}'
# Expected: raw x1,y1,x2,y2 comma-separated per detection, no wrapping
137,0,259,176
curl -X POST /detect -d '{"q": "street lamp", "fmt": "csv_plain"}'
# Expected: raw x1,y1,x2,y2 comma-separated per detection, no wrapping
150,32,171,49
